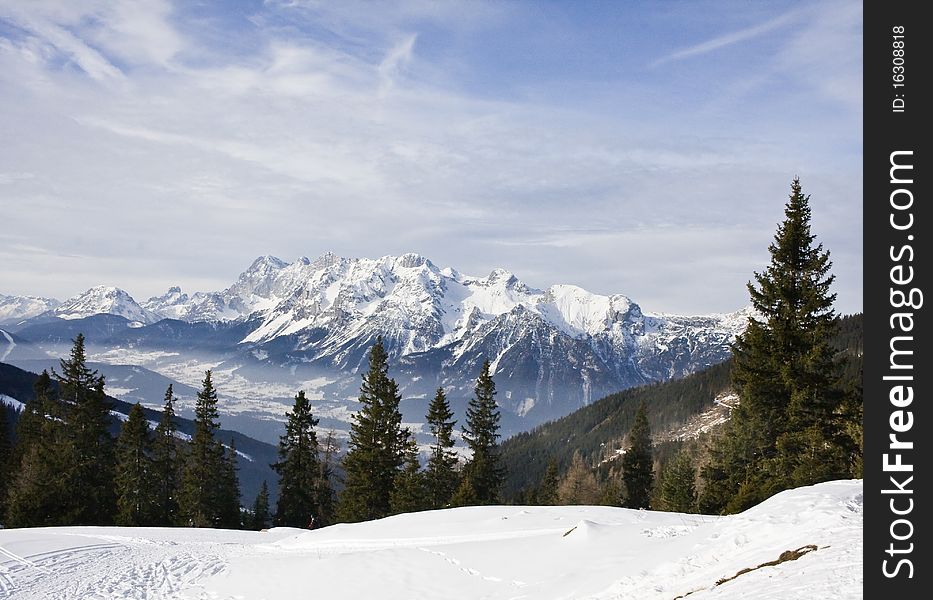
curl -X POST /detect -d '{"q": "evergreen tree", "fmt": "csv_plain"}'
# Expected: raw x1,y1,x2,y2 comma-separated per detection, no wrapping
218,439,242,529
5,377,69,527
273,390,327,528
424,387,459,509
0,402,12,518
316,430,339,526
459,360,503,505
337,338,409,522
658,450,697,513
179,370,227,527
598,475,623,508
115,403,157,526
250,481,271,530
152,385,181,526
55,334,116,524
621,402,653,509
9,370,54,470
536,460,560,505
390,436,426,514
450,473,479,507
701,178,853,513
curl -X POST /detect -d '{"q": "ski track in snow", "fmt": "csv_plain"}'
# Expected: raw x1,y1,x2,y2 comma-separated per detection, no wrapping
0,481,863,600
0,532,239,600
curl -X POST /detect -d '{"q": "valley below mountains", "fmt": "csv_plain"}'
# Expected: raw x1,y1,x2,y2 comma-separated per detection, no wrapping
0,253,749,444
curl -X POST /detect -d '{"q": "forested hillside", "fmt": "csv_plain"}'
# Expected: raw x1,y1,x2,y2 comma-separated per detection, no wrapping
0,361,279,504
500,313,862,501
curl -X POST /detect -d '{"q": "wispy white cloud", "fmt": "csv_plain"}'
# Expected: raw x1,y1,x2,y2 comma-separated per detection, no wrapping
378,34,416,98
652,10,800,67
0,0,862,314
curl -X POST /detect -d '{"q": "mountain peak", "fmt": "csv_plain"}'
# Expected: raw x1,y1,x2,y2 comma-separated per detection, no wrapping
54,286,158,324
248,255,288,272
394,253,433,269
312,251,342,269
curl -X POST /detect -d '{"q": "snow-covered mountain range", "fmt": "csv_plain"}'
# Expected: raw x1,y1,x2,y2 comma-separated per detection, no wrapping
1,253,750,438
0,293,60,324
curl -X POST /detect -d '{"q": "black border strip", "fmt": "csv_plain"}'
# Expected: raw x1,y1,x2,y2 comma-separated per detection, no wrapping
864,1,929,595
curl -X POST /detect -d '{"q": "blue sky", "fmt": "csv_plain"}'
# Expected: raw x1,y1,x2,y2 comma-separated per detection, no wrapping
0,0,862,314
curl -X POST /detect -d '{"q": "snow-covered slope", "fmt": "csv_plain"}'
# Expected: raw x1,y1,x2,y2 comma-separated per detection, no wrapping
0,480,862,599
0,294,60,325
50,286,159,324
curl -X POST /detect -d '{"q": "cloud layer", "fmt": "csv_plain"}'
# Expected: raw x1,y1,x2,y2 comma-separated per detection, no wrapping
0,0,862,314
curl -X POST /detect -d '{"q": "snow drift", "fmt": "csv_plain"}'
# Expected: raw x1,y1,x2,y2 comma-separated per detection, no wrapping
0,480,862,599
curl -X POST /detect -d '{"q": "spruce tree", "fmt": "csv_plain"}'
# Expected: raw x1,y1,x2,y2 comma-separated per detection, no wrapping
424,387,458,509
459,360,503,505
152,385,181,526
179,370,226,527
536,460,560,505
250,481,271,530
218,439,242,529
55,334,116,524
273,390,327,527
390,436,426,514
450,473,479,507
0,402,11,518
316,430,339,526
621,402,653,509
9,370,53,470
115,403,157,526
701,178,852,513
658,450,697,513
337,338,409,522
5,378,69,527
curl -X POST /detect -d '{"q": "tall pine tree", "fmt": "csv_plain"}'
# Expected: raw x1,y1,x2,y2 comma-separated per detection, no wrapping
338,338,409,522
152,385,181,526
273,390,328,528
658,450,697,513
390,435,427,514
115,403,157,526
424,387,458,509
179,370,227,527
536,460,560,506
621,402,653,509
217,439,242,529
249,481,271,530
0,401,11,518
5,371,70,527
55,334,116,524
458,360,503,505
700,178,853,513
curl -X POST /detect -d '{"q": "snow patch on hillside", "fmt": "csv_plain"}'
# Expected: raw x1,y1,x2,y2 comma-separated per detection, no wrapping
0,393,24,411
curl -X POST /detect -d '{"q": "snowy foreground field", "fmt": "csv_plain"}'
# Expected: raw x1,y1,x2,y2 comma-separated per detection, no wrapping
0,480,861,600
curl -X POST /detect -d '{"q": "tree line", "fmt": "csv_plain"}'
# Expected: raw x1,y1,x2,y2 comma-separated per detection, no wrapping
0,335,506,529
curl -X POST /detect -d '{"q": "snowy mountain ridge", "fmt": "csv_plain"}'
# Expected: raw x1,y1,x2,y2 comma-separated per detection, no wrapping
3,253,751,430
0,293,61,325
51,285,161,324
137,252,750,353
